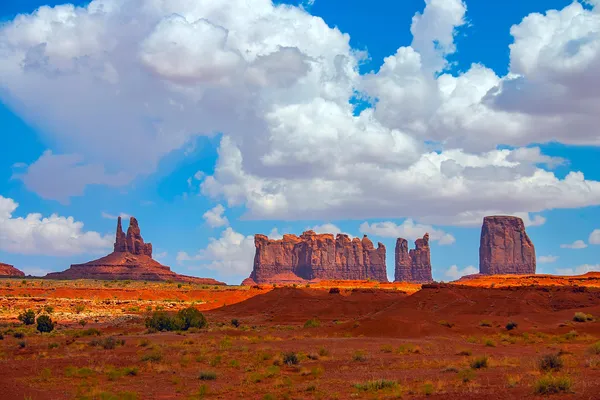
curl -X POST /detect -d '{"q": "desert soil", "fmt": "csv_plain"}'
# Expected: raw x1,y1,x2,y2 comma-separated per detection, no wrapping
1,276,600,399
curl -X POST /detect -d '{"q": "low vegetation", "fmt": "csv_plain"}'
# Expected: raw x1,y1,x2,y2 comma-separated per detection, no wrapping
145,307,207,331
538,353,563,372
533,375,572,395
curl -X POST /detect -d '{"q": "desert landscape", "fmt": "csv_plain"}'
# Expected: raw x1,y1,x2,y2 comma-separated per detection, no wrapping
1,216,600,399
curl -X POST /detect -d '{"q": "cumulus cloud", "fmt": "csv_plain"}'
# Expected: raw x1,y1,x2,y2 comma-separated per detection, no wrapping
101,211,130,220
444,265,478,280
0,195,112,256
359,220,455,245
560,240,588,249
1,0,600,224
556,264,600,276
308,223,346,236
589,229,600,245
176,227,255,276
538,255,559,264
202,204,229,228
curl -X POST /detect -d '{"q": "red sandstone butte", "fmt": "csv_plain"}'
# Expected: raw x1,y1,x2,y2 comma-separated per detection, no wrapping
45,217,225,285
394,234,433,283
0,262,25,277
245,230,388,284
479,216,536,275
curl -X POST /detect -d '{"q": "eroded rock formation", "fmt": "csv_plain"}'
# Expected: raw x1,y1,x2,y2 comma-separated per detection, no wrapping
0,262,25,277
394,234,433,283
45,217,224,285
479,216,536,275
245,230,387,284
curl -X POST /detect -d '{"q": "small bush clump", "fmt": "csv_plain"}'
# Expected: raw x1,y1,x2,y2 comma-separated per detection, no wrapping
573,312,594,322
354,379,398,391
36,315,55,333
438,320,454,328
479,320,492,327
506,321,518,331
90,336,125,350
588,341,600,355
231,319,240,328
470,356,488,369
352,351,367,362
538,353,563,372
199,371,217,380
304,318,321,328
533,375,572,395
145,307,207,331
283,352,299,366
18,309,36,325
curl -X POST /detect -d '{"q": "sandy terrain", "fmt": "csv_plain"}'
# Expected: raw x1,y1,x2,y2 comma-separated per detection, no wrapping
1,276,600,399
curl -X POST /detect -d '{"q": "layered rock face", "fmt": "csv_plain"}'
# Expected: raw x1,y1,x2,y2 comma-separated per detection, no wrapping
479,216,536,275
394,234,433,283
246,230,388,284
46,217,224,285
0,262,25,277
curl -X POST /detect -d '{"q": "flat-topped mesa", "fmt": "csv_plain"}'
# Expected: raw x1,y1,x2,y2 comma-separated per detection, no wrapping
0,262,25,277
247,231,388,284
394,233,433,283
479,216,536,275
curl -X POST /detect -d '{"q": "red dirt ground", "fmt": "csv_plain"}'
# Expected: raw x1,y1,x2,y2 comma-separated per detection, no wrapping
1,276,600,399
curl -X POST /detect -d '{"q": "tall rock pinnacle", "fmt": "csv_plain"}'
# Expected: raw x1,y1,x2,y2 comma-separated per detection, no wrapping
113,216,152,257
394,233,433,283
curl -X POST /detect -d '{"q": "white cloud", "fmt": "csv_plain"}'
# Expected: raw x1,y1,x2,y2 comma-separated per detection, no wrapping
202,204,229,228
560,240,588,249
589,229,600,245
101,211,130,220
1,0,600,224
0,195,112,256
267,228,283,240
177,227,255,276
556,264,600,276
538,255,559,264
444,265,478,280
308,223,346,236
359,220,455,245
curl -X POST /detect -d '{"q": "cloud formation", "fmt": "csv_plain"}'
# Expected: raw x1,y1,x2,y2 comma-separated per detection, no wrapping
0,195,112,256
359,220,455,245
202,204,229,228
0,0,599,224
444,265,478,280
560,240,588,249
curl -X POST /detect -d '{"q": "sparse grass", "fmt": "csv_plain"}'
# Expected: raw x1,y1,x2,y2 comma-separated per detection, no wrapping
140,351,163,363
588,341,600,355
396,344,421,354
199,371,217,381
354,379,398,391
458,369,475,383
470,356,489,369
483,338,496,347
506,374,521,388
533,374,572,395
318,347,330,357
303,318,321,328
457,349,472,356
352,350,367,362
573,312,594,322
380,344,393,353
89,336,125,350
538,353,563,372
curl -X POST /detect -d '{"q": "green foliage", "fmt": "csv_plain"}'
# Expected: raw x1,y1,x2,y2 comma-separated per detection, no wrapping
144,307,207,332
470,356,488,369
18,309,36,325
533,375,572,395
36,315,55,333
303,318,321,328
199,371,217,380
283,352,299,365
90,336,125,350
538,353,563,372
589,341,600,355
354,379,398,391
573,312,594,322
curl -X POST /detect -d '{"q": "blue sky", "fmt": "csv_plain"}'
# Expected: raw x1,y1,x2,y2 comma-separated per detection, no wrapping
0,0,599,284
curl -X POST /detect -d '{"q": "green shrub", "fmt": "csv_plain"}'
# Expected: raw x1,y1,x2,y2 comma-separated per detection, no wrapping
458,369,475,383
354,379,398,391
90,336,125,350
283,352,299,365
177,307,207,330
231,319,240,328
573,312,594,322
538,353,563,372
18,309,35,325
470,356,488,369
589,341,600,355
140,351,162,362
36,315,55,333
506,321,518,331
304,318,321,328
199,371,217,380
352,351,367,362
144,307,207,332
533,375,572,394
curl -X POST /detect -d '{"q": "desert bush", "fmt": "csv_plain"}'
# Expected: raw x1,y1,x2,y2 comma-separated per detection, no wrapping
318,347,330,357
304,318,321,328
352,351,367,362
145,307,207,332
18,340,26,348
438,320,454,328
231,319,240,328
458,369,475,383
533,375,572,395
380,344,393,353
18,309,35,325
506,321,518,331
13,332,25,339
479,320,492,327
43,305,54,314
0,333,4,340
329,287,340,294
470,356,488,369
573,312,594,322
483,338,496,347
538,353,563,372
588,341,600,355
354,379,398,391
90,336,125,350
199,371,217,380
283,352,299,366
140,351,162,362
36,315,55,333
456,349,472,356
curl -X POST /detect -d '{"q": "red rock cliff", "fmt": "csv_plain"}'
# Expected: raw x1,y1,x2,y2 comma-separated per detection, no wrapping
394,233,433,283
0,262,25,277
113,216,153,257
479,216,536,275
248,231,387,284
